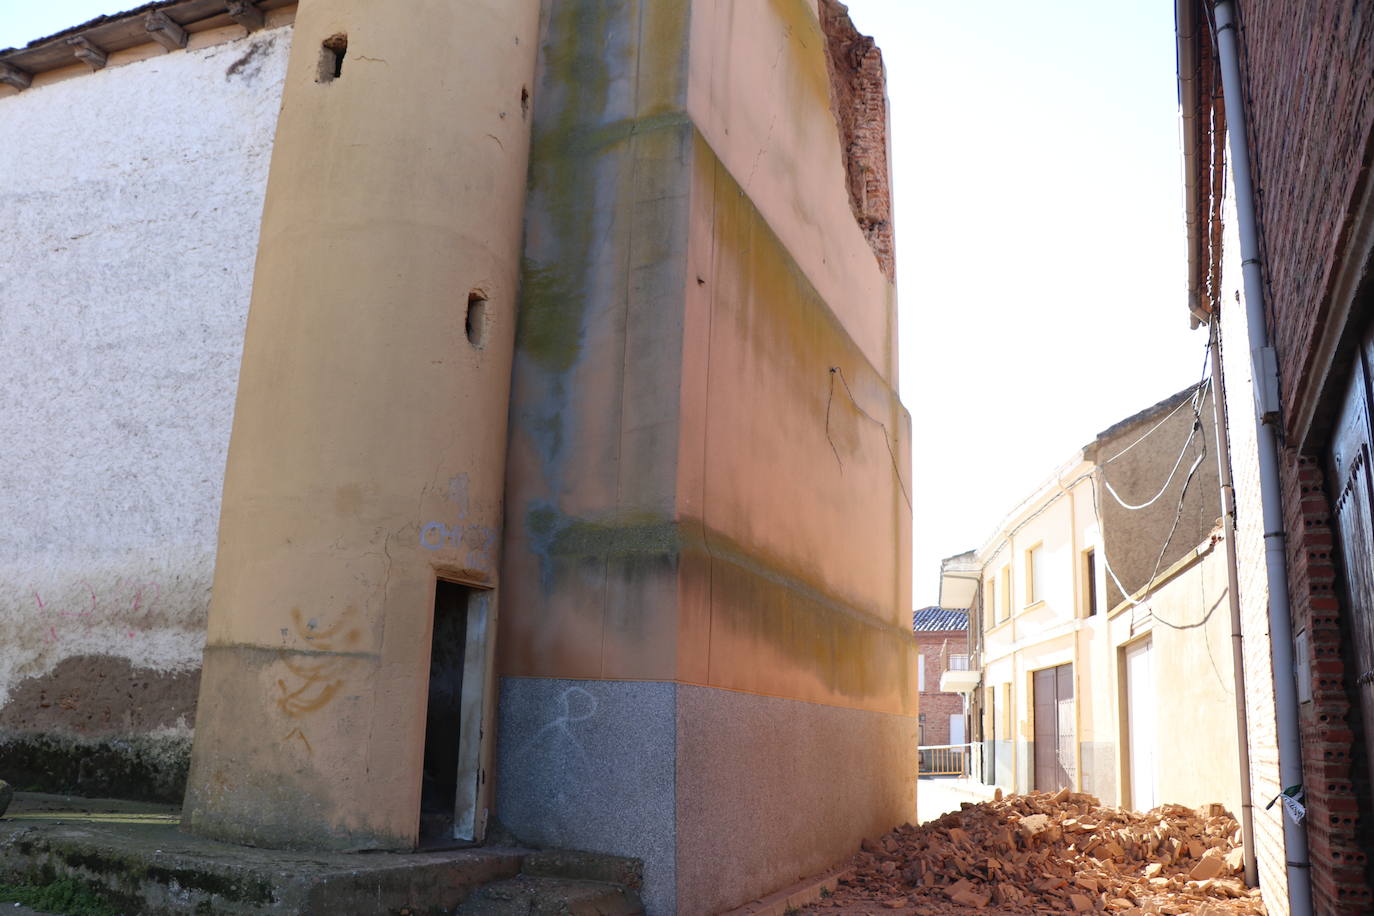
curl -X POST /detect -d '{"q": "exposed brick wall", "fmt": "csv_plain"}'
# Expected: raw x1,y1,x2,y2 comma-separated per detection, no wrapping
1214,4,1374,909
1237,0,1374,431
1281,452,1373,915
915,631,966,746
819,0,894,280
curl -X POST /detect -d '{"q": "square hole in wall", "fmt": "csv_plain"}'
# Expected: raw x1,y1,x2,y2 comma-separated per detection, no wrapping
318,33,347,82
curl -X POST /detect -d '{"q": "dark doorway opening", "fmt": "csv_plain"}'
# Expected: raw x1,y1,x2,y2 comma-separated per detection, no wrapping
420,580,470,846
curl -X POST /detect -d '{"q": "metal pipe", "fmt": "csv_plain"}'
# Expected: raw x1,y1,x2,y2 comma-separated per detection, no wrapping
1212,2,1313,912
1208,318,1259,886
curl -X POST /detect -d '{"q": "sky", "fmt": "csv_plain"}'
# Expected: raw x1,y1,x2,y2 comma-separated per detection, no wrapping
1,1,1204,609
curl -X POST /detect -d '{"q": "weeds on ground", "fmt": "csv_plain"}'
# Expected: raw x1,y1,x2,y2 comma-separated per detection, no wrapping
0,877,121,916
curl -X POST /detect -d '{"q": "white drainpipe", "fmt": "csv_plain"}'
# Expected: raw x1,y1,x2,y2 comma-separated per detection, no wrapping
1211,2,1313,913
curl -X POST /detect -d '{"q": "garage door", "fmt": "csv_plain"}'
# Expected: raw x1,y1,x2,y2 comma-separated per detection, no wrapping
1033,663,1075,791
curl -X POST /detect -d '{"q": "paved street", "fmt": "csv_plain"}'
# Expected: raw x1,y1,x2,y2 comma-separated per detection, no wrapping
917,777,999,824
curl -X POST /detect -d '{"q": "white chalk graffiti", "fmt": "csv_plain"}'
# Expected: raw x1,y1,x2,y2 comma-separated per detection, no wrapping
419,521,495,555
517,686,597,769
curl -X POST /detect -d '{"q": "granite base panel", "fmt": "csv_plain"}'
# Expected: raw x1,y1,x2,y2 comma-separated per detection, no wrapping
494,677,916,915
495,678,677,915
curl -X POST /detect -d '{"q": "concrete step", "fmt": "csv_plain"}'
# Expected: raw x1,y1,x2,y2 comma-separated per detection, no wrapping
0,793,525,915
520,849,642,889
457,875,644,916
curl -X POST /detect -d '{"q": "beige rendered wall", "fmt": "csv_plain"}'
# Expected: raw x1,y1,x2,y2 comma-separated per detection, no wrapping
973,400,1234,810
184,0,540,850
494,1,914,912
1105,542,1242,818
976,464,1097,796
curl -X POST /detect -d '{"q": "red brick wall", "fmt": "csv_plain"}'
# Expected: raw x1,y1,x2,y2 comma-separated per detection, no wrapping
1281,452,1372,915
1238,0,1374,427
915,630,966,746
1229,4,1374,909
819,0,895,280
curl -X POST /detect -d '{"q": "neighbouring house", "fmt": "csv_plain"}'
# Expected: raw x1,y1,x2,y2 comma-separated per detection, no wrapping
938,388,1255,831
911,606,970,759
0,1,916,912
1176,2,1374,913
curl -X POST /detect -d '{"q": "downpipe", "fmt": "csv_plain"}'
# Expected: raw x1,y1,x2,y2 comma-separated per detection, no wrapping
1212,2,1313,912
1207,319,1259,886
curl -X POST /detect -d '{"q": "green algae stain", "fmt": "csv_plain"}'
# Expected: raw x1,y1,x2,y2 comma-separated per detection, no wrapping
526,505,682,562
551,515,682,559
516,0,620,377
516,0,692,381
518,257,584,374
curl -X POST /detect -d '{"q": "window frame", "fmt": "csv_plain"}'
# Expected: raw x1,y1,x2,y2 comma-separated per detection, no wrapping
1026,542,1046,607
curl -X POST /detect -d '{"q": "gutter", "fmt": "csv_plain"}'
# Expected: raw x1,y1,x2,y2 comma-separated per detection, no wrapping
1208,2,1314,912
1176,0,1207,327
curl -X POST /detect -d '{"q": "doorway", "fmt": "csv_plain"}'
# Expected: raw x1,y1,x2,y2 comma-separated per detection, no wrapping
1123,637,1157,811
1327,342,1374,810
419,580,493,847
1033,663,1075,791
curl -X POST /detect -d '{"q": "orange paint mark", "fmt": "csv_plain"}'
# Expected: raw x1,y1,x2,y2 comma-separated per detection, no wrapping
274,607,360,718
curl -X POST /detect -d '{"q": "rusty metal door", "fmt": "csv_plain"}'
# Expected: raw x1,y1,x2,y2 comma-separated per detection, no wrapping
1327,342,1374,796
1033,664,1075,791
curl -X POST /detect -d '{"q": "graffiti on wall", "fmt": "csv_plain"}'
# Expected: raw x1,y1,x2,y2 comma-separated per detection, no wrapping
275,607,359,718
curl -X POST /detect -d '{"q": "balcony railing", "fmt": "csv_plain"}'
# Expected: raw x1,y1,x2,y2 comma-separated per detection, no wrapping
917,742,971,777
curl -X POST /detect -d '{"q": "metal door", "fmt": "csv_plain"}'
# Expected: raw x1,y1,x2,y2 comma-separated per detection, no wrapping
1326,344,1374,797
1033,663,1075,790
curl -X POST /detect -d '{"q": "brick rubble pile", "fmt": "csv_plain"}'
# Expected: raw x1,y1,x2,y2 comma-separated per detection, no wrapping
804,789,1266,914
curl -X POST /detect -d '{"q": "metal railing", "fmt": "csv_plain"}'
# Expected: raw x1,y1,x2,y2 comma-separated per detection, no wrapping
917,742,972,776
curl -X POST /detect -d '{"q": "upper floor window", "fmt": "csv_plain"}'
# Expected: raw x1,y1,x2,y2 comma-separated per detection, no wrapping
949,654,970,671
999,567,1011,621
1027,543,1046,606
1084,548,1098,617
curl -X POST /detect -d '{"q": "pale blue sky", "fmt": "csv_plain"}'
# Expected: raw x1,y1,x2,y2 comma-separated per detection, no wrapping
2,2,1202,607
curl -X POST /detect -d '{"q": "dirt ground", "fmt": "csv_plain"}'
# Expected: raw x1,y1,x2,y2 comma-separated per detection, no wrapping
799,789,1267,915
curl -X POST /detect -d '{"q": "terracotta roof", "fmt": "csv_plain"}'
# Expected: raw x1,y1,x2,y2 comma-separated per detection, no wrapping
911,607,967,633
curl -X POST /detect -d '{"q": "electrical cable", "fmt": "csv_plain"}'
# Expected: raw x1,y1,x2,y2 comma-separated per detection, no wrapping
1090,340,1215,616
1101,391,1204,511
1102,382,1202,465
827,366,912,510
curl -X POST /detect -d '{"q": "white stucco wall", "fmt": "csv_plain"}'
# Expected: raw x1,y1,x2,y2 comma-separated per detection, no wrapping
0,26,291,712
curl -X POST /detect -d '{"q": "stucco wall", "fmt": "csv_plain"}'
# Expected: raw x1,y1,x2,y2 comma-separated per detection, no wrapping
1092,386,1221,610
496,0,915,911
1143,545,1242,817
0,25,292,798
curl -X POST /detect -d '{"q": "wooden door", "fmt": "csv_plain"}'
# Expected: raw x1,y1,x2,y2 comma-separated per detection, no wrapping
1033,664,1075,791
1327,345,1374,797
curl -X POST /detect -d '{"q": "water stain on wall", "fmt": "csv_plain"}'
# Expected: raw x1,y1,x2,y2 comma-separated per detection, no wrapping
0,654,198,735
